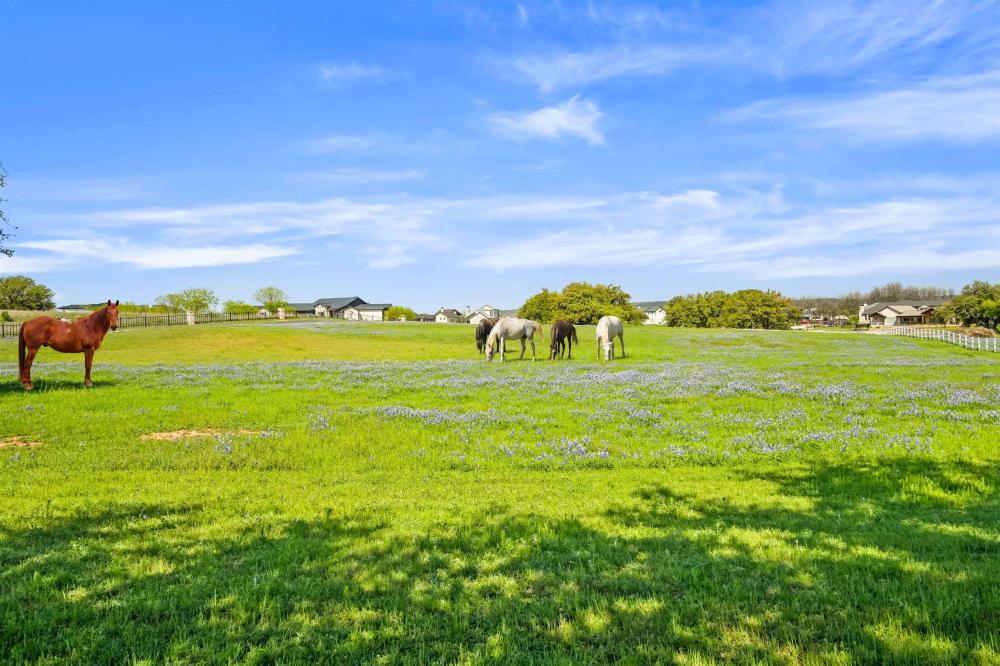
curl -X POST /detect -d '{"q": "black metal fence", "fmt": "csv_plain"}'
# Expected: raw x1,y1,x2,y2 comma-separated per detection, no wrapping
0,310,302,338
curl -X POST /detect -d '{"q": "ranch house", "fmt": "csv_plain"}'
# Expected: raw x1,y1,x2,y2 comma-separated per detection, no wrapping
465,304,500,325
290,297,393,319
343,303,392,321
859,301,943,326
435,308,465,323
632,301,667,325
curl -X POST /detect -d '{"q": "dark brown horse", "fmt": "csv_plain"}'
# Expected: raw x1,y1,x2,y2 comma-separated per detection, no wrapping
475,317,498,354
549,319,578,359
18,300,119,390
475,317,508,354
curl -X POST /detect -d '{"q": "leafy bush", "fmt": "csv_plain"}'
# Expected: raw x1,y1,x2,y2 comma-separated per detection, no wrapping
385,306,418,321
0,310,13,322
224,300,259,315
664,289,798,329
519,282,645,324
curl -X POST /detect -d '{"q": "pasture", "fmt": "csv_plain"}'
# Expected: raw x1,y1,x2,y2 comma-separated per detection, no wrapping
1,321,998,664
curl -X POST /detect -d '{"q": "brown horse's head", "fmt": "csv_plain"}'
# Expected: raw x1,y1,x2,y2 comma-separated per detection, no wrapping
106,299,120,330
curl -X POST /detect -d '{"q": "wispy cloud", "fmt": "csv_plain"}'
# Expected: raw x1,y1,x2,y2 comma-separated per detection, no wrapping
12,183,996,279
489,96,605,145
504,1,1000,90
510,46,708,92
725,71,1000,142
464,191,998,274
12,240,295,271
296,168,424,184
757,0,1000,77
299,134,379,154
318,62,387,87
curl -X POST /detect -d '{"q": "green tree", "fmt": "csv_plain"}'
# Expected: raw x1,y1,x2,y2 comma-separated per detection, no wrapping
518,283,644,325
942,281,1000,328
663,290,728,327
254,287,289,312
384,305,417,321
157,288,218,313
0,275,55,310
518,288,561,322
716,290,798,329
224,300,258,314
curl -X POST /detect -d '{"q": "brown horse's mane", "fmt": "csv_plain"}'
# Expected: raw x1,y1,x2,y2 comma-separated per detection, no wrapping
80,306,111,334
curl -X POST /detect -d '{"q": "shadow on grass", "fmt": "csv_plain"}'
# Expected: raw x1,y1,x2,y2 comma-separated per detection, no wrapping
1,460,997,664
0,376,119,394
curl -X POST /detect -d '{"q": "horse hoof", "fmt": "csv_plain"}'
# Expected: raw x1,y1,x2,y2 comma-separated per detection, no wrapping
22,384,32,391
85,382,93,389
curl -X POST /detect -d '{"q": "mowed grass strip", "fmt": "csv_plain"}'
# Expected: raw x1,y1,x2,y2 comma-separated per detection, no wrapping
1,321,998,664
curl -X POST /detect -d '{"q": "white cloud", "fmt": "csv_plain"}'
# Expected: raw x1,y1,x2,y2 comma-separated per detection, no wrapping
16,239,296,270
464,192,999,272
711,249,1000,279
489,96,605,145
757,0,999,77
510,46,706,92
318,62,386,86
14,185,996,280
296,168,424,184
504,1,1000,90
726,71,1000,142
299,134,377,153
516,3,529,28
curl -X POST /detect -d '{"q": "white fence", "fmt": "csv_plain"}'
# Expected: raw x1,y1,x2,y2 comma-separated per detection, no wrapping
885,326,999,352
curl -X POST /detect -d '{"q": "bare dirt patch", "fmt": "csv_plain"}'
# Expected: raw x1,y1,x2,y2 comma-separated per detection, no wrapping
0,437,42,449
140,429,261,442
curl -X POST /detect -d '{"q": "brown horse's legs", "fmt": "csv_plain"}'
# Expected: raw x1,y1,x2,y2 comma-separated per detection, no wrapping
21,346,39,390
84,349,95,387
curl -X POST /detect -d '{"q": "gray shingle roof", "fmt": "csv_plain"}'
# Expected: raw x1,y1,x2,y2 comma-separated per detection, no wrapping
862,300,945,316
355,303,391,310
631,301,666,312
313,297,365,311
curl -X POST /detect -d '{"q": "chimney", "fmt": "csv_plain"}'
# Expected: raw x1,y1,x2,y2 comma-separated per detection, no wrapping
466,305,471,315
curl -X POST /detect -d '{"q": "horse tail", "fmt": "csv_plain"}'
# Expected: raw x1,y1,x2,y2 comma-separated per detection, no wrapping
535,322,544,340
571,326,578,344
18,323,27,377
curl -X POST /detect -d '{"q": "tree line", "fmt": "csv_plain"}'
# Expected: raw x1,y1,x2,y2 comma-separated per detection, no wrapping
792,281,956,318
662,290,799,329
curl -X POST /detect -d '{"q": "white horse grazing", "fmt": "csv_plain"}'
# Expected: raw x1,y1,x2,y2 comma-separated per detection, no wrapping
596,315,625,361
486,318,544,362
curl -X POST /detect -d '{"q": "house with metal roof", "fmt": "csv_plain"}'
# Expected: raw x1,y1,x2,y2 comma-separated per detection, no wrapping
632,301,667,325
859,301,944,326
289,297,385,318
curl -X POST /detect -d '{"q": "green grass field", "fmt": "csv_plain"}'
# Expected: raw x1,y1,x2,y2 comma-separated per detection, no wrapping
1,321,998,664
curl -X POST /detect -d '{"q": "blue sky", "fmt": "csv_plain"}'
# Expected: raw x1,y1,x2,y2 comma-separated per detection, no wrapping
1,0,998,311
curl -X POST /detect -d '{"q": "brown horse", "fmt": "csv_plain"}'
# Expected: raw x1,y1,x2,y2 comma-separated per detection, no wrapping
475,317,498,353
475,317,507,354
18,300,119,390
549,319,578,360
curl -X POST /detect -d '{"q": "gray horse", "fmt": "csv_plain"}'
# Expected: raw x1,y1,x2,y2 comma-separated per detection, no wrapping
596,315,625,361
486,318,544,362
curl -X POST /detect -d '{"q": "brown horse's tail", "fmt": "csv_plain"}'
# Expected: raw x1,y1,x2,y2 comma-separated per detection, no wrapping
18,324,27,377
571,326,578,344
